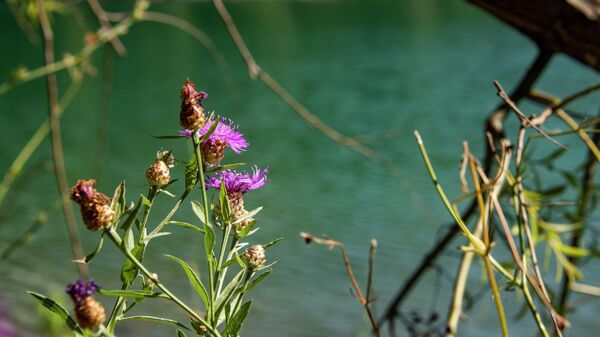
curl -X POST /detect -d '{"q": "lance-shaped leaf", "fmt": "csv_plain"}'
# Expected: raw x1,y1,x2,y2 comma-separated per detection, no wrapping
167,221,205,233
205,163,246,175
214,270,245,319
99,289,164,300
110,181,126,219
28,292,83,335
219,181,232,224
120,195,143,231
177,330,188,337
118,315,190,330
164,255,210,309
185,155,198,190
222,301,252,337
244,270,272,292
120,244,145,285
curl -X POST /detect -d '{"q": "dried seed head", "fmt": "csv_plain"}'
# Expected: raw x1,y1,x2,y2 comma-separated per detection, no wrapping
75,297,105,330
180,79,208,130
80,201,115,231
70,180,114,231
244,244,266,269
201,139,227,166
71,179,97,204
146,160,170,186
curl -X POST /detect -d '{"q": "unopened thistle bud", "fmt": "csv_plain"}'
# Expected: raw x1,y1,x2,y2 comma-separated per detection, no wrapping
244,245,266,269
70,179,115,231
180,79,208,130
66,280,105,330
146,151,174,186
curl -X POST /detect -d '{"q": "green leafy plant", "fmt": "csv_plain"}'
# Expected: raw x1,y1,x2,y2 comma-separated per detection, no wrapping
28,79,279,337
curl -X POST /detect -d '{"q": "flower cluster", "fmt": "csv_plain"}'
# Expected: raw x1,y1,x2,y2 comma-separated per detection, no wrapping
70,179,114,231
206,167,268,230
66,280,105,330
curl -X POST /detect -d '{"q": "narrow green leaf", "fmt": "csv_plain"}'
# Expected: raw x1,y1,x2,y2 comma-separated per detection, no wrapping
263,237,283,250
185,155,198,190
121,244,145,285
118,315,190,330
232,207,262,225
204,225,215,262
177,330,188,337
167,221,205,233
28,292,83,335
236,221,256,238
110,181,126,218
152,135,186,139
214,270,245,318
198,119,220,143
205,163,245,175
98,289,162,300
222,301,252,337
219,181,231,224
244,270,272,291
191,201,208,226
83,234,104,263
164,255,210,309
120,195,143,231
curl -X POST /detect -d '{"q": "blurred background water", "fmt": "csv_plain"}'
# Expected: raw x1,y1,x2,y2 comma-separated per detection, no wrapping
1,0,599,336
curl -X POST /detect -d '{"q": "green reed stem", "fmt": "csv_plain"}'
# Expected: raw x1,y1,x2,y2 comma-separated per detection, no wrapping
215,223,232,296
106,229,221,337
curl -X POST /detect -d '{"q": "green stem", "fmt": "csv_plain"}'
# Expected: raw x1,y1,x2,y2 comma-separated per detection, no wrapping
217,237,238,295
191,132,215,322
138,186,157,242
148,189,191,237
231,270,252,318
106,229,221,337
214,224,232,297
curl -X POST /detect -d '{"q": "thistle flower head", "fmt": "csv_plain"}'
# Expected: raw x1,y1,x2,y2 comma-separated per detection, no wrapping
199,117,248,154
206,166,268,194
180,79,208,130
244,244,266,269
66,280,100,305
71,179,97,204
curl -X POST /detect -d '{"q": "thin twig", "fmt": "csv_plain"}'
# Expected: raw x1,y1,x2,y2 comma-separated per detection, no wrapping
86,0,127,57
0,77,82,206
366,239,377,305
211,0,377,159
35,0,88,278
300,232,381,337
379,50,552,329
493,80,565,149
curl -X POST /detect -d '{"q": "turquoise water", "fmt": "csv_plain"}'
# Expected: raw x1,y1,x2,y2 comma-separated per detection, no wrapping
1,1,599,336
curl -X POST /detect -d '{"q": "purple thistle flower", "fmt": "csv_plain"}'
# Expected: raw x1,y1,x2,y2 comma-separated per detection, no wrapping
206,166,268,194
66,280,100,304
179,117,249,154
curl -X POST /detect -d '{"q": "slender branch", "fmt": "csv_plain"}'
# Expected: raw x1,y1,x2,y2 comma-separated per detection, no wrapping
557,111,600,315
211,0,377,159
379,49,552,328
36,0,88,278
0,77,82,206
465,143,509,337
0,1,147,95
300,232,381,337
366,239,377,305
86,0,127,57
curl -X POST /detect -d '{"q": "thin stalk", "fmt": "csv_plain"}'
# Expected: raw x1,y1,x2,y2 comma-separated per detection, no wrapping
36,0,88,278
191,133,215,322
0,77,82,206
466,147,509,337
149,189,191,237
230,270,252,317
217,237,239,295
215,223,232,297
106,229,221,337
